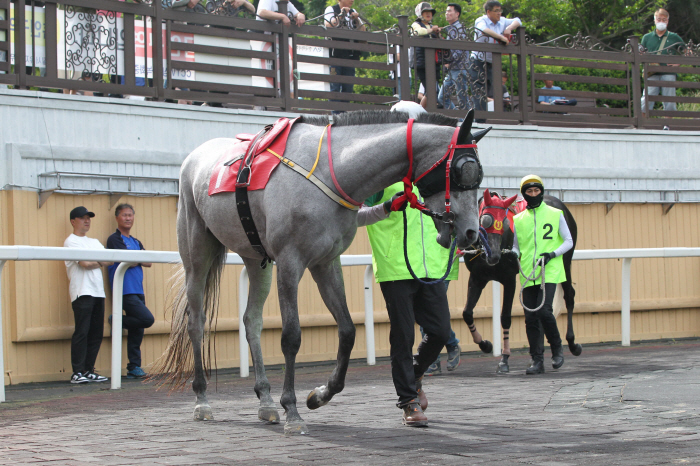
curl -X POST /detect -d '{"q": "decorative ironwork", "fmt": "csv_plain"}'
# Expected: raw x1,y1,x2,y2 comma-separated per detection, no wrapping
533,31,616,52
64,6,118,81
206,0,256,18
681,40,700,58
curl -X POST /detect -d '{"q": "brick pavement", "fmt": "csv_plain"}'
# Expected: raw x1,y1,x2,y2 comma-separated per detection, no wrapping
1,340,699,465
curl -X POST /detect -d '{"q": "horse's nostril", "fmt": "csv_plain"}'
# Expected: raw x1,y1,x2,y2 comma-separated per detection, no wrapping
466,229,477,241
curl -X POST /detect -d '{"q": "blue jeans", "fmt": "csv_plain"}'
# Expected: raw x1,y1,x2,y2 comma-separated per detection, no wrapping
122,294,155,370
438,68,469,110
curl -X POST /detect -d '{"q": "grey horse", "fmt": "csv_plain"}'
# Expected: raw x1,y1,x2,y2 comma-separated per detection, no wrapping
155,109,488,435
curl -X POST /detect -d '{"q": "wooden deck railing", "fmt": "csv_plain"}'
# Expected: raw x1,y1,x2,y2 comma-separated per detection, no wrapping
2,0,699,129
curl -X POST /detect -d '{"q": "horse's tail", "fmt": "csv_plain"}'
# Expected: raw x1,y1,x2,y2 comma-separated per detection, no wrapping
150,244,227,391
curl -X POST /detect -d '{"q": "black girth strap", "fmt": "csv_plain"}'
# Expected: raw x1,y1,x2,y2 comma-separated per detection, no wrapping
235,127,273,269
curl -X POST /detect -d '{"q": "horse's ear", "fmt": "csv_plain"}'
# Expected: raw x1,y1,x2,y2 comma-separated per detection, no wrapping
472,127,492,144
503,194,518,208
483,188,492,204
457,109,474,145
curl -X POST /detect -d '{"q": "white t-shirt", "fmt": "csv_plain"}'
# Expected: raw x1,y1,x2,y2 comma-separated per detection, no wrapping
256,0,299,20
64,234,106,302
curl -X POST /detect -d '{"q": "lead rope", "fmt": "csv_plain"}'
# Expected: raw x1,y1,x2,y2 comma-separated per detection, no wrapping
402,209,457,285
518,208,546,312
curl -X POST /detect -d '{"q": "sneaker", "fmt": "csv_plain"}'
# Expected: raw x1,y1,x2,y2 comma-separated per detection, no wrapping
446,344,461,371
70,372,89,384
424,359,441,376
126,367,147,379
401,399,428,427
84,371,108,383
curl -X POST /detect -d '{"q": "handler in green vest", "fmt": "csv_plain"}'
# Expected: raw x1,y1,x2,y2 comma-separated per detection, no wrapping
512,175,573,375
358,181,458,427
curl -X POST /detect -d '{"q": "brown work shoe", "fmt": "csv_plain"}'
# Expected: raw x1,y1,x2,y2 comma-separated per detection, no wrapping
415,376,428,412
401,399,428,427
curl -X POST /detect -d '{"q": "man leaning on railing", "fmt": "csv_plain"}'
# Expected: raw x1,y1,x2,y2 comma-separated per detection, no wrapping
640,8,684,117
257,0,305,27
468,0,521,121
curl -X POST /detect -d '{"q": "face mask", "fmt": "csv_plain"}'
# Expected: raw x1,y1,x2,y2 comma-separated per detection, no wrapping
523,192,544,209
655,21,667,32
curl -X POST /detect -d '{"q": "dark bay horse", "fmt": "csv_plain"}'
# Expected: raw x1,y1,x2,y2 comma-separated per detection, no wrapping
155,110,488,434
461,190,583,372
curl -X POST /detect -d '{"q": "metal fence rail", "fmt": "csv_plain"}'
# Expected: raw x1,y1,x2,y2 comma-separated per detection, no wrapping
1,245,699,403
2,0,699,129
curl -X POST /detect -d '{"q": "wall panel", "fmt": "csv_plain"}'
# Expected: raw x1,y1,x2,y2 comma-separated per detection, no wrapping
1,189,700,384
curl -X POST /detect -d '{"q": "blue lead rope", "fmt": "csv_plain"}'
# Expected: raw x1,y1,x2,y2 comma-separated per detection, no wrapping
479,226,492,259
402,210,458,285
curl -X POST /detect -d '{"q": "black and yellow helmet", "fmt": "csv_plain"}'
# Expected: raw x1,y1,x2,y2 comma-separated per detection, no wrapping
520,174,544,195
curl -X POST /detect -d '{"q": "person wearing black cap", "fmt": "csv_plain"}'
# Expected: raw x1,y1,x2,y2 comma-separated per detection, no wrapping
512,175,573,375
64,206,112,384
411,2,442,109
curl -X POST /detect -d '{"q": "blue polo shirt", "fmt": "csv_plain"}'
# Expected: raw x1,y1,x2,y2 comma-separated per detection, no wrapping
108,234,144,295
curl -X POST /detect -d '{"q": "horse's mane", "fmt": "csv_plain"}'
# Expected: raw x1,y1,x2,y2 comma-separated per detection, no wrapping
301,110,459,128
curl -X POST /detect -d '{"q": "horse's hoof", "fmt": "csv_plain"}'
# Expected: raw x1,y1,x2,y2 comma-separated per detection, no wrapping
496,362,509,374
284,420,309,435
258,405,280,424
569,342,583,356
478,340,493,354
193,404,214,421
306,385,330,410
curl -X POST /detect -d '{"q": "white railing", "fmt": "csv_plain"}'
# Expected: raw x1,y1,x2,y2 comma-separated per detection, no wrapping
1,245,699,403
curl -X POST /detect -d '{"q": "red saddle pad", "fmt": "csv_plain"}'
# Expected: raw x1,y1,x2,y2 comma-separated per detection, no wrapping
208,118,297,195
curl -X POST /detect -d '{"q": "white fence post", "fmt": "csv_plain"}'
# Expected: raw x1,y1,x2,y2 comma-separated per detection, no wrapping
111,262,133,389
0,260,6,403
238,267,249,378
364,265,376,366
492,281,501,357
621,257,632,347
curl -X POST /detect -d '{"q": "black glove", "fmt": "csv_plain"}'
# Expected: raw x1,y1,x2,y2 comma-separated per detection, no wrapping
383,192,408,213
539,252,555,265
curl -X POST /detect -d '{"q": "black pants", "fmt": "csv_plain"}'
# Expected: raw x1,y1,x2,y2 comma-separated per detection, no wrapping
122,294,155,370
71,295,105,374
380,279,451,407
523,283,562,363
415,66,441,96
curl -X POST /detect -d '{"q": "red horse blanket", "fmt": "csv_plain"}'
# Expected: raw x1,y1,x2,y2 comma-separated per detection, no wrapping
208,118,297,195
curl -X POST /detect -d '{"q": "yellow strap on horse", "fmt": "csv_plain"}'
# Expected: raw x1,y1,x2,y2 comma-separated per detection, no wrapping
306,125,328,180
266,148,359,211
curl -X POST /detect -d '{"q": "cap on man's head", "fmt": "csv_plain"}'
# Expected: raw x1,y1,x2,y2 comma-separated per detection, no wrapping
415,2,436,17
70,206,95,220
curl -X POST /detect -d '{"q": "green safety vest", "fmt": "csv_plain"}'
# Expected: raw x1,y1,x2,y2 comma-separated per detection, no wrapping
513,203,566,288
365,182,459,283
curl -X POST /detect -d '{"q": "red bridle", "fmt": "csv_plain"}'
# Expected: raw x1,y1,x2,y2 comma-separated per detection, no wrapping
403,119,477,223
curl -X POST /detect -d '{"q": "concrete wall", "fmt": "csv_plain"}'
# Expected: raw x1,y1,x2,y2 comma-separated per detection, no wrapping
3,89,700,203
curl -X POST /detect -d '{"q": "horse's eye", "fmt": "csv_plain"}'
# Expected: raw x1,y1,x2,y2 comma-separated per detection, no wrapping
480,214,493,228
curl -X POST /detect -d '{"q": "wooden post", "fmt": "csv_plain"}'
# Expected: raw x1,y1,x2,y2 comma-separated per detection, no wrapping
629,36,642,129
15,1,26,88
398,16,410,102
152,0,164,101
277,1,290,111
516,28,529,125
425,46,437,111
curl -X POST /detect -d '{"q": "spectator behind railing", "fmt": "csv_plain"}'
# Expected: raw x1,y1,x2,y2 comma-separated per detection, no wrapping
64,207,113,385
324,0,365,112
411,2,442,109
437,3,469,110
538,72,577,107
640,8,685,117
257,0,305,27
468,0,521,121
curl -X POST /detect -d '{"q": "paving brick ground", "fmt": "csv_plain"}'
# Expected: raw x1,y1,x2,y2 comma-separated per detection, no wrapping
2,339,699,465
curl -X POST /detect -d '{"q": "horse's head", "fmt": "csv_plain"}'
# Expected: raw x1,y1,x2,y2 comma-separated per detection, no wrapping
479,188,517,265
417,109,489,250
